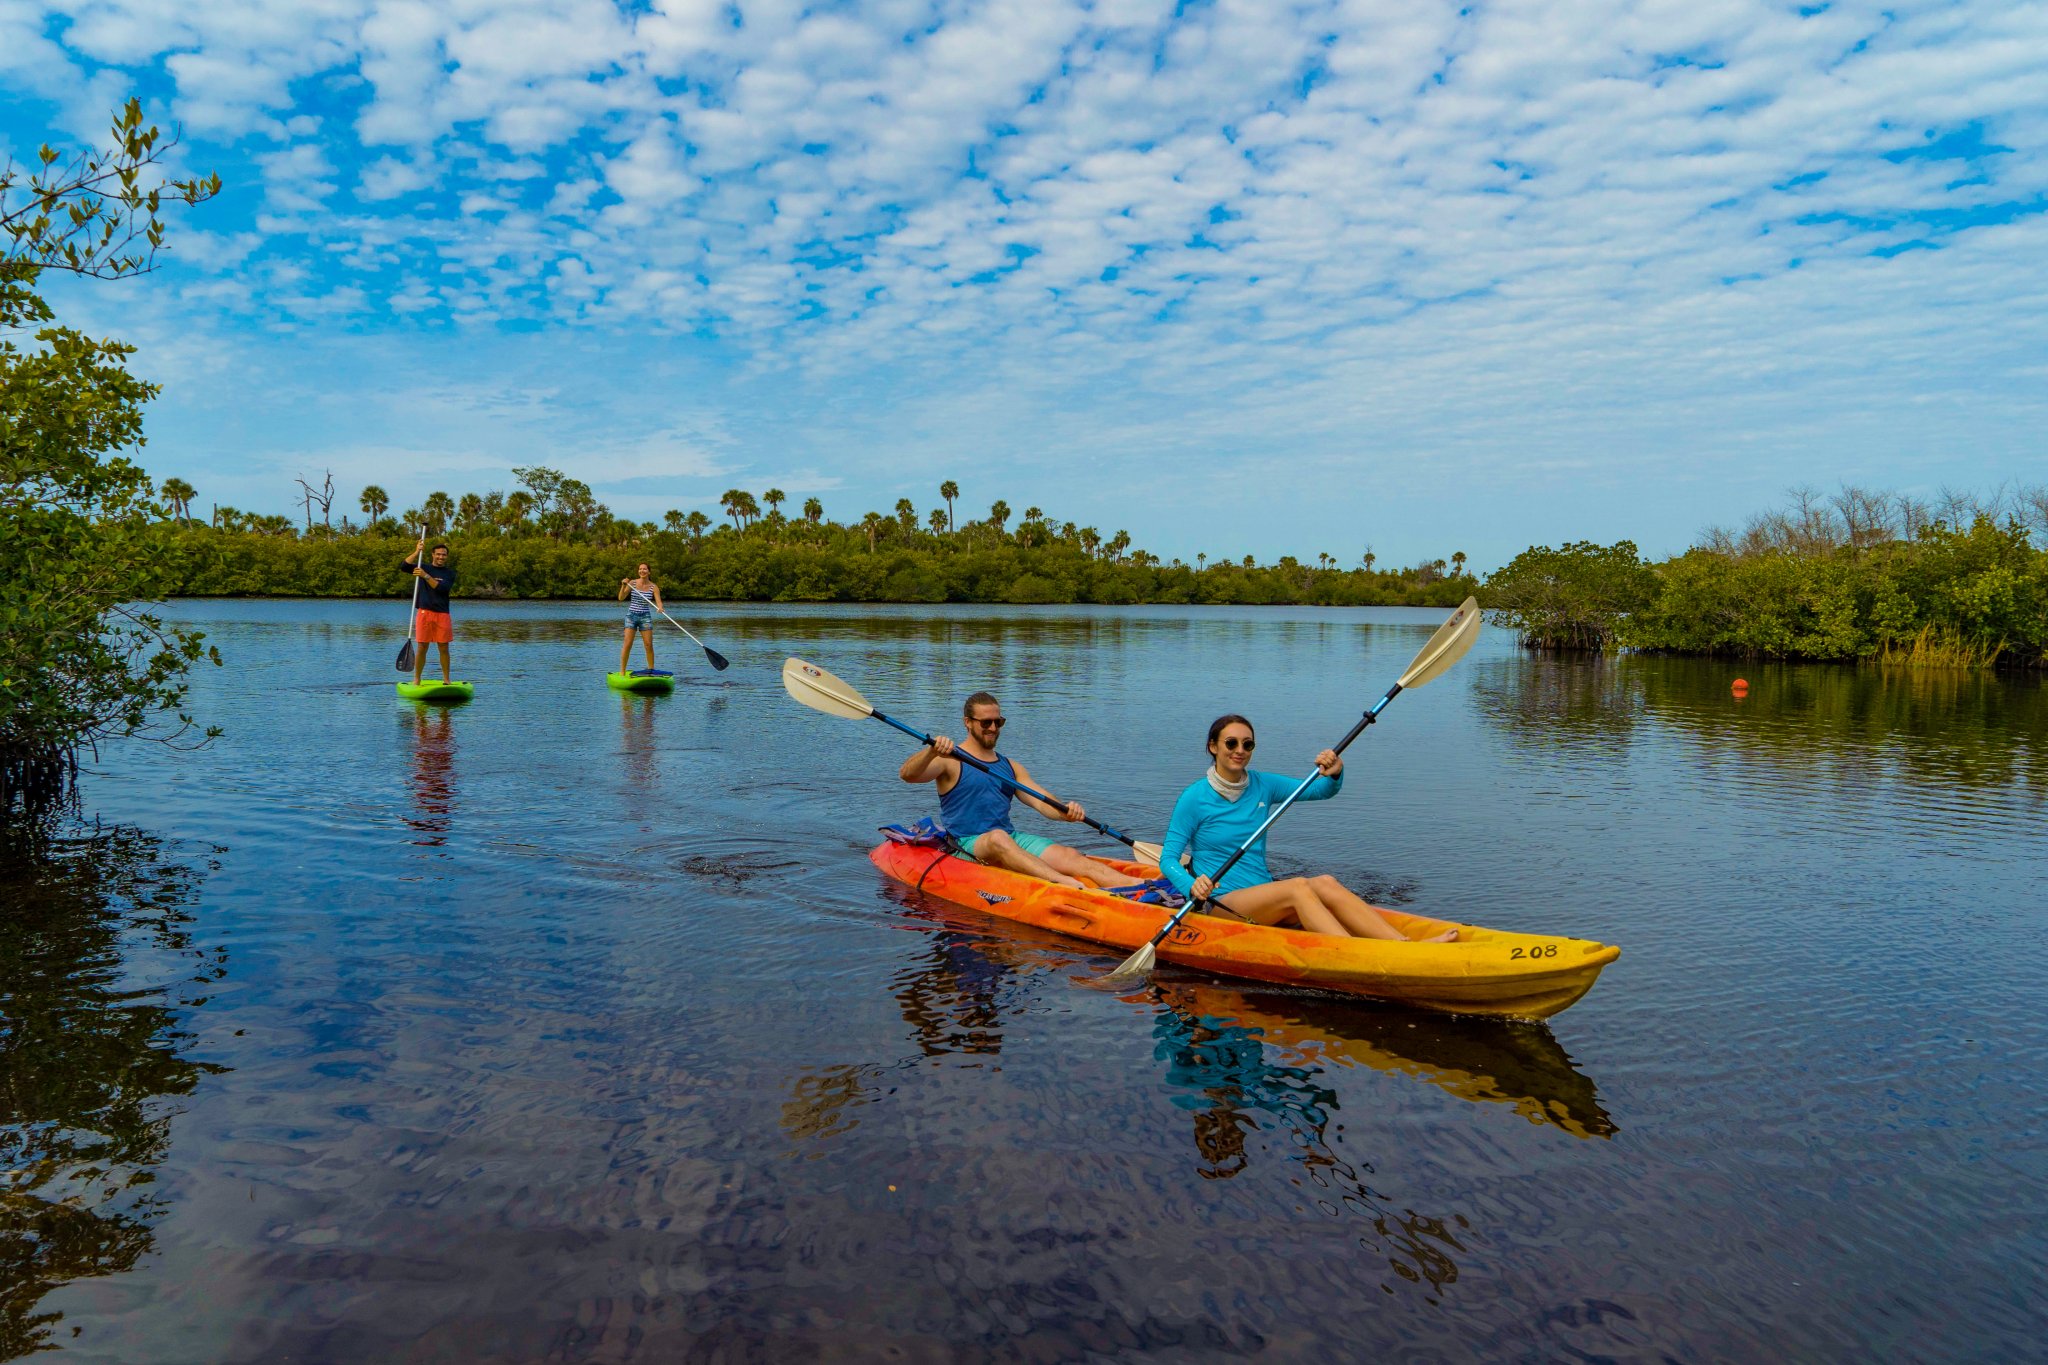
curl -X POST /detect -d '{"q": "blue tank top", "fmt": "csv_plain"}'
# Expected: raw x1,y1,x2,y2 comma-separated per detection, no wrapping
938,752,1017,838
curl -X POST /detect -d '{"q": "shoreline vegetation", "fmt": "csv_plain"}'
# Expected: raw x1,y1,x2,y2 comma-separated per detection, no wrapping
156,466,1478,609
158,471,2046,670
1485,485,2048,670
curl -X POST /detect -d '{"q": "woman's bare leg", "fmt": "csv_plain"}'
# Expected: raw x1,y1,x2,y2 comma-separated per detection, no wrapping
1208,879,1350,936
640,629,656,668
619,627,633,673
1307,875,1458,942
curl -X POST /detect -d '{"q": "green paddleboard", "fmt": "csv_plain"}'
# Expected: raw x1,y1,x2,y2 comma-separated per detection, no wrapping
607,671,676,694
396,680,475,703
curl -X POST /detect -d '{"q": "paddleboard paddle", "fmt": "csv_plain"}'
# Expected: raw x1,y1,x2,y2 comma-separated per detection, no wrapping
395,524,424,673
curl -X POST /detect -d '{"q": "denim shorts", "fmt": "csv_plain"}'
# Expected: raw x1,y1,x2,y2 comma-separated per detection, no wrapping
625,609,653,631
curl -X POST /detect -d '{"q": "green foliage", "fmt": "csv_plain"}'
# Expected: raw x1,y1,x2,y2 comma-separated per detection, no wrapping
1620,517,2046,667
161,522,1478,609
1486,489,2048,668
1483,541,1661,650
1,103,222,817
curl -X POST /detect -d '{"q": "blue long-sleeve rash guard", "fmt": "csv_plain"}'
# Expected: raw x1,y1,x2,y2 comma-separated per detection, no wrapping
1157,768,1343,900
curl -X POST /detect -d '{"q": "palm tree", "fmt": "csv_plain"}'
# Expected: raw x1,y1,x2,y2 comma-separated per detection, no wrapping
1079,526,1100,558
895,498,916,534
859,511,883,552
422,491,454,535
359,485,389,527
803,497,823,525
664,509,686,533
1362,551,1377,573
456,492,483,532
1106,529,1130,563
720,489,759,529
764,488,787,520
502,491,533,528
989,500,1010,534
685,510,711,543
1452,550,1468,577
160,476,195,524
1196,552,1207,572
940,480,959,530
928,508,947,534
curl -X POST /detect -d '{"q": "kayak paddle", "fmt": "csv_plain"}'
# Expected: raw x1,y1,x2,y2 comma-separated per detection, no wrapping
781,656,1165,863
395,524,424,672
656,606,730,670
1091,595,1483,990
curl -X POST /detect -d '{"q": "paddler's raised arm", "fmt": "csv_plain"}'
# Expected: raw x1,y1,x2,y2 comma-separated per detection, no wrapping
899,735,956,783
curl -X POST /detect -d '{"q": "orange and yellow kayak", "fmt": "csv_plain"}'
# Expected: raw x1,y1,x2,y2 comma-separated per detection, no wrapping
870,842,1621,1020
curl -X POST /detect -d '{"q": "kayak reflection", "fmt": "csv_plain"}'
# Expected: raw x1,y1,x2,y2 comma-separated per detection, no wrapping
1152,981,1615,1141
869,881,1613,1139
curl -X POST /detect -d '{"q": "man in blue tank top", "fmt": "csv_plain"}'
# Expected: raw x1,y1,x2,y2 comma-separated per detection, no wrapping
899,692,1140,889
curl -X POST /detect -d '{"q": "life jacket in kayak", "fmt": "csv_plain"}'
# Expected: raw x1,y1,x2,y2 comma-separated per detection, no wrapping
880,818,953,847
937,751,1016,837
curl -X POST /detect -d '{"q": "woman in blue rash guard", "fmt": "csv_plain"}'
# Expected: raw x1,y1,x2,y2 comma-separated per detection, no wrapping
1156,714,1458,942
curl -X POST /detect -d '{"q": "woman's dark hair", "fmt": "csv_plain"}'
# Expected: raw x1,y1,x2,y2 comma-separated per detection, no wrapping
1206,714,1254,754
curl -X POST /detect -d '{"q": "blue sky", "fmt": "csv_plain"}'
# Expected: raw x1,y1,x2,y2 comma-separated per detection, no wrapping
4,0,2044,569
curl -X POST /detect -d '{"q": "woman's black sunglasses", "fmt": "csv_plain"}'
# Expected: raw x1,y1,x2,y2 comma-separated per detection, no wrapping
1219,737,1254,752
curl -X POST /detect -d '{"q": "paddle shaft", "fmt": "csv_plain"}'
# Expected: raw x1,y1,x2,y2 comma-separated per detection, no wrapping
397,526,424,670
1142,683,1403,945
654,605,729,666
872,708,1148,854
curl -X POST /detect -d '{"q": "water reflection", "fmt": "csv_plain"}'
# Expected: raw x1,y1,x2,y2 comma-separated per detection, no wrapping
1475,654,2048,793
619,693,659,790
401,703,455,845
0,827,224,1360
1153,982,1615,1140
1147,1000,1473,1297
783,895,1616,1300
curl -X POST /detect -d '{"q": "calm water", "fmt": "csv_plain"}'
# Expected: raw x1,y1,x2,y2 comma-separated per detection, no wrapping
4,600,2045,1362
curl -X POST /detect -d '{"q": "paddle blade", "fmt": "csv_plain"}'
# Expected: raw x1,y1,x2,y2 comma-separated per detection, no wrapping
782,657,875,719
395,639,415,672
1396,595,1482,689
1091,941,1158,990
703,645,731,671
1132,840,1165,865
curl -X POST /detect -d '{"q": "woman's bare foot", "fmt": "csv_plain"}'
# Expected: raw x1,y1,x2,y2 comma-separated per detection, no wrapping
1422,928,1459,943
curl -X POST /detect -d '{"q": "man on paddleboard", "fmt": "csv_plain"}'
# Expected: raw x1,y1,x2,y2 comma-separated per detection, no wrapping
404,539,456,685
899,692,1140,890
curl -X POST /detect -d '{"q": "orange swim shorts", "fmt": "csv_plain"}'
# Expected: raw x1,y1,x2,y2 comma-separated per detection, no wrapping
413,609,454,644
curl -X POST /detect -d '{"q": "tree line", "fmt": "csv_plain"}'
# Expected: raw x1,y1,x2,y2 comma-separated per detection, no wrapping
1484,485,2048,668
160,514,1474,608
153,465,1477,606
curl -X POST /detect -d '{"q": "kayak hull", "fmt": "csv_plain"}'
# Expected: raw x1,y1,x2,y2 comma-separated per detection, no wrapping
870,842,1619,1020
607,672,676,694
396,680,474,703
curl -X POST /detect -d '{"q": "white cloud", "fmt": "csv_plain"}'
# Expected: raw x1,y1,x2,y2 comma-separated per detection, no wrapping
5,0,2044,560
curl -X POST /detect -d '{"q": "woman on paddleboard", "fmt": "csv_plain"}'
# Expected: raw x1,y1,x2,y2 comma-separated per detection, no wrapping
617,564,663,674
1157,715,1456,942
